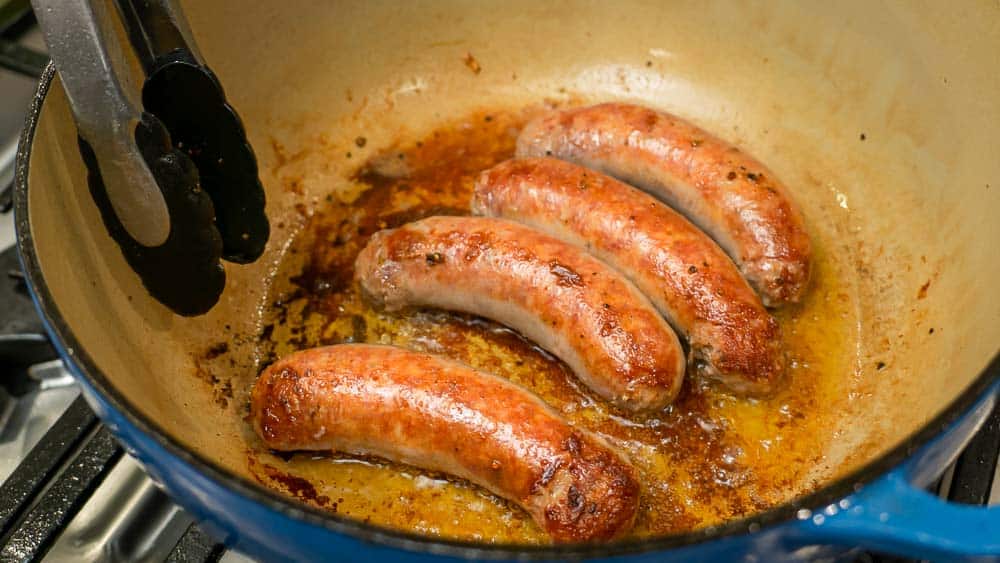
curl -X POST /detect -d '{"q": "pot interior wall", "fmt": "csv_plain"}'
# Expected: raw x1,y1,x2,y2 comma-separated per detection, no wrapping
23,0,1000,541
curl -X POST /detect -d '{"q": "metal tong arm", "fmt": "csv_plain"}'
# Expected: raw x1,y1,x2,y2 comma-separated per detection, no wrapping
32,0,170,247
31,0,266,315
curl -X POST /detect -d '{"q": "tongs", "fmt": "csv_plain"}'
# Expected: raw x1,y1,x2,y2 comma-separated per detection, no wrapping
31,0,269,315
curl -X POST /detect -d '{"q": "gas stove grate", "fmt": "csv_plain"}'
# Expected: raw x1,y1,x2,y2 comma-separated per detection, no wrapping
2,419,121,560
0,396,101,539
0,396,220,562
945,407,1000,505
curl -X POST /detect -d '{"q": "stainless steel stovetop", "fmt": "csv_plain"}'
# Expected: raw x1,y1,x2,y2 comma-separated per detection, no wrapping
0,6,995,563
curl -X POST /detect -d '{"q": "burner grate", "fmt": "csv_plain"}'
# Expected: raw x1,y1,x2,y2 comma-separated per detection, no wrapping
947,406,1000,505
0,396,222,562
0,397,97,539
0,4,45,215
1,424,121,561
168,524,225,563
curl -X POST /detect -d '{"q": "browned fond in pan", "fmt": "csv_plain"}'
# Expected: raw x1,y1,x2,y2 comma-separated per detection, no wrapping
251,109,861,542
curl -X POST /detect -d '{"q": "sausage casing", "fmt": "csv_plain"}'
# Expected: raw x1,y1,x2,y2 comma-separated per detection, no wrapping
473,158,784,396
354,216,685,411
250,344,641,542
516,102,812,306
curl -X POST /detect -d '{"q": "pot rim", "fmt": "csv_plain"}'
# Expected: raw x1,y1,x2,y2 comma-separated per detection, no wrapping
14,63,1000,559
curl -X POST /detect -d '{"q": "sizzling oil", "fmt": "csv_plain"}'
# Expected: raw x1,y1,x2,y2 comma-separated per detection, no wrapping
252,109,859,543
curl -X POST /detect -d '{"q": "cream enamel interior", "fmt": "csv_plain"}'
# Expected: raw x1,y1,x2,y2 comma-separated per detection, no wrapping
21,0,1000,544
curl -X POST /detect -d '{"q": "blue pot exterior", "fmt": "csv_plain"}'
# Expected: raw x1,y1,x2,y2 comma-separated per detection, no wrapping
796,385,1000,562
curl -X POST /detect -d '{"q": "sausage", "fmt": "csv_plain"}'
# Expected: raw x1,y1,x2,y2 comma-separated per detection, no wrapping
473,158,784,396
354,216,685,411
250,344,641,542
516,102,812,307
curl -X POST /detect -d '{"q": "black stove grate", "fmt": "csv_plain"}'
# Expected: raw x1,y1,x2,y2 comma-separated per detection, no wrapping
168,523,225,563
0,4,45,215
0,3,45,80
2,423,121,560
0,396,99,538
947,407,1000,505
0,393,220,562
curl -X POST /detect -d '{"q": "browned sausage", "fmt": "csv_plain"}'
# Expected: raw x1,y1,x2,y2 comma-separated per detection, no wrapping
516,102,812,307
250,344,640,542
354,216,685,411
473,158,784,396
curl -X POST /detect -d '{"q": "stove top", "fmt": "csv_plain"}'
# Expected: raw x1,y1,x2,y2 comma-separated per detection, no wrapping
0,7,996,563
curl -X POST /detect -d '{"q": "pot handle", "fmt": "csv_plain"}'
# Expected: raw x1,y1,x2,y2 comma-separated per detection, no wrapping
803,470,1000,561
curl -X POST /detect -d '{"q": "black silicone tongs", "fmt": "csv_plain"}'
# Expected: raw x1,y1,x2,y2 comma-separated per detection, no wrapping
31,0,269,315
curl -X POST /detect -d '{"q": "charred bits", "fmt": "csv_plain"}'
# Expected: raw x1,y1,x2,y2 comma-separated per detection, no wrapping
463,52,482,75
917,280,930,299
549,261,584,287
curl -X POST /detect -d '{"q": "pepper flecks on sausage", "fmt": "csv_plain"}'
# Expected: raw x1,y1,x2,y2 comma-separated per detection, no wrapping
250,344,641,542
473,158,785,396
354,216,685,412
516,102,812,307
